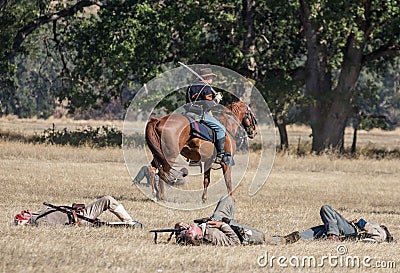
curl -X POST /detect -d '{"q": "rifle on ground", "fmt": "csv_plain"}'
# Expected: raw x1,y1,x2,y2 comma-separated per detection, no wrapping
193,217,211,224
150,217,212,244
43,202,142,228
43,202,101,225
150,227,187,244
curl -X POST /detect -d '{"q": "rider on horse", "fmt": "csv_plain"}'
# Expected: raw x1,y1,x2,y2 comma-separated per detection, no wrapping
185,68,231,165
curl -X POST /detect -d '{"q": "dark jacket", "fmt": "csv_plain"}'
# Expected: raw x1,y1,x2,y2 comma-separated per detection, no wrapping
186,83,216,112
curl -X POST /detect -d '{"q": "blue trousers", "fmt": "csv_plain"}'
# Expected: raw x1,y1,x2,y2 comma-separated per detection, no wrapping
133,166,158,186
201,112,226,140
300,205,357,240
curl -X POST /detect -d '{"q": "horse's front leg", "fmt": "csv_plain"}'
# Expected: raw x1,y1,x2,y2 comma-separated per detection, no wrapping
157,179,165,201
149,167,158,199
202,161,212,202
222,164,233,196
202,169,211,203
155,169,167,201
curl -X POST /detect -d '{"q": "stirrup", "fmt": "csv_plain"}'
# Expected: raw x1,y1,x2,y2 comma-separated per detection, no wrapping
214,153,235,167
214,153,224,165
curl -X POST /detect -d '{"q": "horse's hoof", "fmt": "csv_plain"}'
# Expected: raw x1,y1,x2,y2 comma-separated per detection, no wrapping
156,194,165,201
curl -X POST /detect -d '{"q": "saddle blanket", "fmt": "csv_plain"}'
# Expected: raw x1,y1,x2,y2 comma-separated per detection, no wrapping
184,114,214,143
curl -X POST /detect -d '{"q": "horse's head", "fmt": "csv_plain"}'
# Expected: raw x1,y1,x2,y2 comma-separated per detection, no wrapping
227,100,257,139
241,103,257,139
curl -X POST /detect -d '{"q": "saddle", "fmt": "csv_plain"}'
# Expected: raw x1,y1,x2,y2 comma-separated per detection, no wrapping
183,112,235,167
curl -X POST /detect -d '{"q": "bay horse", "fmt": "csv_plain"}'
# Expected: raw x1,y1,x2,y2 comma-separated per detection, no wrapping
145,100,257,202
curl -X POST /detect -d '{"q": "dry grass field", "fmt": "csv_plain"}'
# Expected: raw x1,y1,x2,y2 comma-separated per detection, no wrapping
1,118,399,273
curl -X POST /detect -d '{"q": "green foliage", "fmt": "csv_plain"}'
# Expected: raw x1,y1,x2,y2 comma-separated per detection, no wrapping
261,72,304,124
0,125,145,148
0,0,88,116
61,0,248,111
352,59,400,131
38,125,142,148
0,0,399,153
39,125,123,147
152,90,186,115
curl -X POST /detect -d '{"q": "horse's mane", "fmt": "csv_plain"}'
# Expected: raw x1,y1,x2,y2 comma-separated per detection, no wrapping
225,100,245,118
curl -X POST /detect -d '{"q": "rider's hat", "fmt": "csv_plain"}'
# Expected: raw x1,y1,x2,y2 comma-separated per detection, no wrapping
199,68,217,78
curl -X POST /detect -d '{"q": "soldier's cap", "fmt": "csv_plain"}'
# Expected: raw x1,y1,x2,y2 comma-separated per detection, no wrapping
199,68,217,78
14,210,33,225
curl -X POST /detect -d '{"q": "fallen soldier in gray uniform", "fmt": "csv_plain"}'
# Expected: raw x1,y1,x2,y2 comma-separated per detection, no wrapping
173,195,299,246
298,205,393,242
14,195,142,228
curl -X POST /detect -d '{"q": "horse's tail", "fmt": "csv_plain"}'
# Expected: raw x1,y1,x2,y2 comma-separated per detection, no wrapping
145,117,171,177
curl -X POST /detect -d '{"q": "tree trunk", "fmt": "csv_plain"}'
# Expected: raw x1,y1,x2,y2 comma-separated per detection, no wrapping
242,0,257,78
308,77,357,153
299,0,365,153
310,107,347,153
351,127,358,154
275,119,289,150
238,0,257,103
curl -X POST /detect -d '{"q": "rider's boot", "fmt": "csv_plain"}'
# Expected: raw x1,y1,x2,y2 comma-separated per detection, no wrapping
214,137,226,164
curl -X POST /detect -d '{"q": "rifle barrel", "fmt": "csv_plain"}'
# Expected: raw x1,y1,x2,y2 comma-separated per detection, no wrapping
149,227,187,244
150,228,182,233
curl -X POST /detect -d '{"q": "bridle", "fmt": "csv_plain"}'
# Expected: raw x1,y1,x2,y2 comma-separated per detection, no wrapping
222,101,257,139
242,105,257,139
